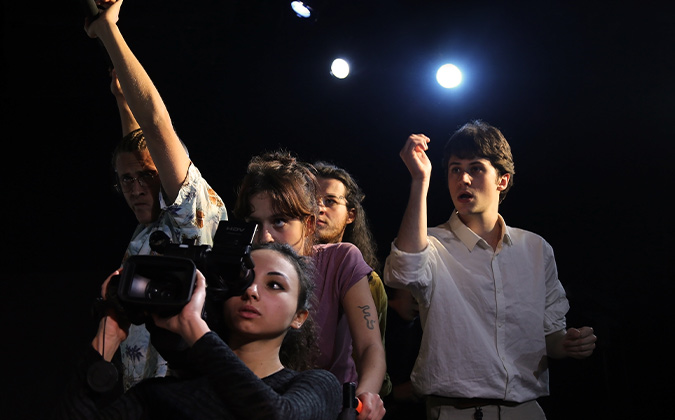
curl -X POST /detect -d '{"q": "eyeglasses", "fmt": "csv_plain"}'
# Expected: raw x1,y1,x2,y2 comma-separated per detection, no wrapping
318,195,347,208
115,172,158,193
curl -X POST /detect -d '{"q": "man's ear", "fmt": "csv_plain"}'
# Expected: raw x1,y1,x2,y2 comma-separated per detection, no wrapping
497,173,510,191
346,208,356,225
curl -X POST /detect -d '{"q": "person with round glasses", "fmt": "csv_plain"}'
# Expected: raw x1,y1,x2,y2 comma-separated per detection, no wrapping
87,0,227,390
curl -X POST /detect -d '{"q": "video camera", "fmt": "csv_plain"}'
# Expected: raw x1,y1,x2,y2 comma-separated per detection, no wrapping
105,221,258,325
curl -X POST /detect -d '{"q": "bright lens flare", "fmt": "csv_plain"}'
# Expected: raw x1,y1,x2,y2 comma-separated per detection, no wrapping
436,64,462,88
331,58,350,79
291,1,312,18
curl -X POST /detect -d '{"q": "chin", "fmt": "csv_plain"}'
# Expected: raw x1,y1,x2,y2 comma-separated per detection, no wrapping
135,213,154,226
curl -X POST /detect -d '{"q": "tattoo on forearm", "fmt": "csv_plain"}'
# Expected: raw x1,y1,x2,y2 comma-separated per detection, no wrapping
357,305,376,330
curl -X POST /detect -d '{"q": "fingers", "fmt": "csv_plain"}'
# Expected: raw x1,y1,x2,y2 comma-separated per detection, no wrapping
400,133,432,179
153,271,206,331
400,133,430,156
100,268,122,298
190,270,207,306
578,326,594,339
356,392,386,420
84,0,123,37
564,326,597,359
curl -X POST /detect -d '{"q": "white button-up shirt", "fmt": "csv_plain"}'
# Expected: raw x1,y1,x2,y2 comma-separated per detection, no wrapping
383,212,569,402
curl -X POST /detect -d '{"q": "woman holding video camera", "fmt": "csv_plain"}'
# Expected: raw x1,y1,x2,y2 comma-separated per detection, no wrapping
233,151,387,420
54,243,342,419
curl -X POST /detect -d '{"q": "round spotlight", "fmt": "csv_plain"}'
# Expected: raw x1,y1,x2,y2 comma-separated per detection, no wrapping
331,58,350,79
436,64,462,88
291,1,312,18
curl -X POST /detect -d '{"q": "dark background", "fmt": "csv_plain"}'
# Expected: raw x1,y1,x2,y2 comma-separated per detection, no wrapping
4,1,673,419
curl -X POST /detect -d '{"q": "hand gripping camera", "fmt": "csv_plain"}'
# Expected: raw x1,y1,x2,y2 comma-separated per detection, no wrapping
105,221,258,325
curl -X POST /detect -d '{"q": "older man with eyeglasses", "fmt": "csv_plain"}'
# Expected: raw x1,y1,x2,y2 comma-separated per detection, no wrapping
92,0,227,390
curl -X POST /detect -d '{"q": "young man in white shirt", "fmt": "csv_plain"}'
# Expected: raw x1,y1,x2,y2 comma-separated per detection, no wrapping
384,120,597,420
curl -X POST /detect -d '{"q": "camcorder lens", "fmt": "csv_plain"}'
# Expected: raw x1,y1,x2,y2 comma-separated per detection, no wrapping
146,280,179,301
127,274,152,299
119,256,196,307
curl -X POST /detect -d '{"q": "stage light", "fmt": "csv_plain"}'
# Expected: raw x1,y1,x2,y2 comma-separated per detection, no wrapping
330,58,350,79
291,1,313,18
436,63,462,88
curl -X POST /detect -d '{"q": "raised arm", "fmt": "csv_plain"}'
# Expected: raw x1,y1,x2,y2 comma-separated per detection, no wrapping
110,68,140,137
394,134,432,253
85,0,190,203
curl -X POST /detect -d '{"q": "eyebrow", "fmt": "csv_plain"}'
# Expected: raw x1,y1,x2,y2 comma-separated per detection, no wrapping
266,271,292,286
267,271,290,279
448,159,487,166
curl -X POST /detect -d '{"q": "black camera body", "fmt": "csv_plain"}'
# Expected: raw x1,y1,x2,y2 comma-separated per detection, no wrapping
106,220,258,325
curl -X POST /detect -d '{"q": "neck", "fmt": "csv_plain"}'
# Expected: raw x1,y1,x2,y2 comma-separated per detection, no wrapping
229,336,284,378
318,230,345,245
458,211,502,250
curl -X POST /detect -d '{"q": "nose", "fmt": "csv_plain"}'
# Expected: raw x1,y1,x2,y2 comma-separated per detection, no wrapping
243,283,259,300
460,170,472,184
128,179,146,195
256,227,274,245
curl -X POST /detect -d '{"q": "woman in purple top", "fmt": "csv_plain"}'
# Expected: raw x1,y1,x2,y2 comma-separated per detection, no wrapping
234,150,386,420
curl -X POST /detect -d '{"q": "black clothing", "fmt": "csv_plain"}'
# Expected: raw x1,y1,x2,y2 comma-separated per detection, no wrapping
54,332,341,420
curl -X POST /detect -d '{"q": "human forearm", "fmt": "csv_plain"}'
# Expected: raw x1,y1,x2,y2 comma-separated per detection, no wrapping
177,317,211,347
112,74,140,136
354,343,387,396
91,317,124,362
87,1,190,201
95,23,169,137
545,329,568,359
116,98,140,136
394,177,429,253
395,134,432,253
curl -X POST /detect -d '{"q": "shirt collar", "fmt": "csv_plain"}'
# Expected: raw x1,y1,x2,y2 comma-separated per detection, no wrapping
448,211,512,251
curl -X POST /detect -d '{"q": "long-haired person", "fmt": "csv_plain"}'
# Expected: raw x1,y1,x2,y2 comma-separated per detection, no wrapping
235,151,386,420
55,243,342,419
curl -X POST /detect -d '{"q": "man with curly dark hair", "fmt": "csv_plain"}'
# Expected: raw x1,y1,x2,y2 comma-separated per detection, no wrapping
312,161,392,398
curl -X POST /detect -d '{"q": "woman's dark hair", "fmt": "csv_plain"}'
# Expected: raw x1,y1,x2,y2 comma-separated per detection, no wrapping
269,243,321,371
234,150,319,256
206,243,320,371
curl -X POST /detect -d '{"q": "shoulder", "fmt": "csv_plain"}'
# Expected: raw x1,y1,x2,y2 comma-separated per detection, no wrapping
313,242,358,254
312,242,364,262
291,369,342,393
505,224,551,246
503,224,557,261
267,368,341,394
425,224,459,253
181,163,220,200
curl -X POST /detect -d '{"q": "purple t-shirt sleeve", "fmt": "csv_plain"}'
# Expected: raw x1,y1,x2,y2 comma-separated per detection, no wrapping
311,243,372,383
